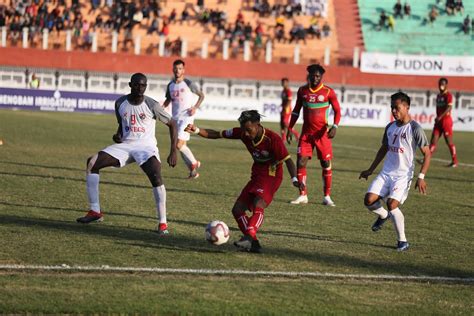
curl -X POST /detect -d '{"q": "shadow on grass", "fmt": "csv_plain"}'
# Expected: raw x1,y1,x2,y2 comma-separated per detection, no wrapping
1,214,472,278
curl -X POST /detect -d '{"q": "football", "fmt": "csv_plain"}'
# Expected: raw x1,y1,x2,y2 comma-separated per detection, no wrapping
205,220,230,245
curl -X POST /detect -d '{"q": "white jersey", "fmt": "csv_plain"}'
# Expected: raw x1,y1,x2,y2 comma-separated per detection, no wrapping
114,95,171,146
381,120,428,178
165,78,200,119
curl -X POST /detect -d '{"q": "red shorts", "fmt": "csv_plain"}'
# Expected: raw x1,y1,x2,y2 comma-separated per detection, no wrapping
297,130,333,160
237,174,283,207
433,116,453,137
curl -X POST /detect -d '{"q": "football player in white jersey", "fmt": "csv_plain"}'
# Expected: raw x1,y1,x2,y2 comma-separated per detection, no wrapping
359,92,431,251
163,59,205,179
77,73,178,235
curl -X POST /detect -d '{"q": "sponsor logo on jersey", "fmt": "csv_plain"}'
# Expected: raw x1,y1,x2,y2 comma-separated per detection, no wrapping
139,113,146,120
318,95,325,102
388,145,405,153
256,188,264,193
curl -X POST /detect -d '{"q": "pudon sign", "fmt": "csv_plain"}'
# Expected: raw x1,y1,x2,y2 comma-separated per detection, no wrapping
360,52,473,77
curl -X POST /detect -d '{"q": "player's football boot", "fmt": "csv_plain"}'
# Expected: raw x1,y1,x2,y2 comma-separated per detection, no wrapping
188,161,201,179
156,223,169,236
397,241,410,252
76,210,103,224
250,239,262,253
290,195,308,204
322,196,336,207
234,235,253,251
371,214,390,232
448,162,458,168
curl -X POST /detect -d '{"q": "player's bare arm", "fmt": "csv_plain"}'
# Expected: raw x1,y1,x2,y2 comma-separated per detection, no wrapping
184,124,222,139
112,124,122,143
287,90,303,143
415,145,431,194
328,90,341,139
162,98,171,108
166,119,178,167
188,90,205,116
359,144,388,180
285,158,305,190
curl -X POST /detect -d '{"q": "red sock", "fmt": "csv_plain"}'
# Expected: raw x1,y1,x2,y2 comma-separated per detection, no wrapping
322,168,332,196
429,144,436,153
247,207,264,240
233,211,249,235
281,131,287,141
449,144,458,163
297,167,307,195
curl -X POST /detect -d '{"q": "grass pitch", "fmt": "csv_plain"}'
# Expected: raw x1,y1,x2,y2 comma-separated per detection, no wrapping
0,109,473,314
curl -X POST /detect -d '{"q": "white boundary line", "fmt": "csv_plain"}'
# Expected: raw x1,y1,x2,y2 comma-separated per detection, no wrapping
1,264,472,284
334,144,474,168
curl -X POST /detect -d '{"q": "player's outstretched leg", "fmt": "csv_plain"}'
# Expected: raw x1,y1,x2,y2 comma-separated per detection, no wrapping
178,141,200,179
321,160,335,206
291,157,308,204
364,194,390,232
232,201,262,253
77,152,118,223
445,135,458,167
390,207,409,251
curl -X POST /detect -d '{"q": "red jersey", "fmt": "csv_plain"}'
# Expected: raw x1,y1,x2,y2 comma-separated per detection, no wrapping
221,127,290,178
281,87,293,115
289,83,341,134
436,91,453,118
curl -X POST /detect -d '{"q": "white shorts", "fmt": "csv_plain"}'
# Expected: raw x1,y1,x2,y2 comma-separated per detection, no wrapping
102,142,160,167
176,116,195,141
367,173,412,204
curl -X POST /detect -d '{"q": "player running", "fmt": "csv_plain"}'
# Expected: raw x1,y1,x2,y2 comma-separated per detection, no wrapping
429,77,458,167
77,73,178,235
163,59,205,179
288,64,341,206
280,77,300,143
185,110,303,253
359,92,431,251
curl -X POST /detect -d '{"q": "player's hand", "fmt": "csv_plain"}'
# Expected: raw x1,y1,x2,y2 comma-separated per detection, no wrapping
187,107,196,116
184,124,196,133
415,178,427,195
167,150,177,167
359,170,372,180
328,127,337,139
112,133,122,143
293,179,305,191
286,132,292,144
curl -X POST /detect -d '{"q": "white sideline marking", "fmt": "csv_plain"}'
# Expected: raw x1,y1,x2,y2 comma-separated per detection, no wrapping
334,144,474,168
0,264,472,284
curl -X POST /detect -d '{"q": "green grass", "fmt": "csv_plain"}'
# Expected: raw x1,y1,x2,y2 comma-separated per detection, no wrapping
0,109,473,314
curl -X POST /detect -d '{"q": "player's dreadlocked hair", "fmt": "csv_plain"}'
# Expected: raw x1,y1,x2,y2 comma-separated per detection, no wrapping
306,64,326,75
238,110,261,125
391,91,411,106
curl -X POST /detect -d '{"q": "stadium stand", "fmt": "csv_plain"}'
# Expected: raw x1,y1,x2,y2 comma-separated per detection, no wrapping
0,0,339,65
358,0,473,55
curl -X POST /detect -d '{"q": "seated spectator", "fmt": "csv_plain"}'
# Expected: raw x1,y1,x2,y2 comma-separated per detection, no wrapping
307,21,321,39
455,0,464,15
387,14,395,31
393,0,403,19
428,6,439,24
275,25,286,42
171,36,182,55
462,15,471,34
160,20,170,37
377,10,388,31
244,22,252,41
169,8,177,23
275,14,285,28
445,0,455,16
404,2,411,18
147,16,159,34
322,21,331,37
181,8,190,24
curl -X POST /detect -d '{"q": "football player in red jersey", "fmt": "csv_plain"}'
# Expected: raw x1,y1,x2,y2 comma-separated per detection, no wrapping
280,77,300,143
429,77,458,167
185,110,303,253
288,64,341,206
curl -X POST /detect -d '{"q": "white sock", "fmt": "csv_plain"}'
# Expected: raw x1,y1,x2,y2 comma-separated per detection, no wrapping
367,200,388,219
153,185,167,224
179,145,197,169
390,208,407,242
86,173,100,212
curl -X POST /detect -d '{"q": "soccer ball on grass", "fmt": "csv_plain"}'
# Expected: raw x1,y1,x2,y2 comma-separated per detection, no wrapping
205,220,230,245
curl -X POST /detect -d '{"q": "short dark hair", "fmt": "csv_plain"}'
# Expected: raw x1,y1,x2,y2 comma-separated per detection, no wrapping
238,110,261,125
130,73,147,82
173,59,185,67
390,91,411,106
306,64,325,75
281,77,289,83
439,77,448,85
